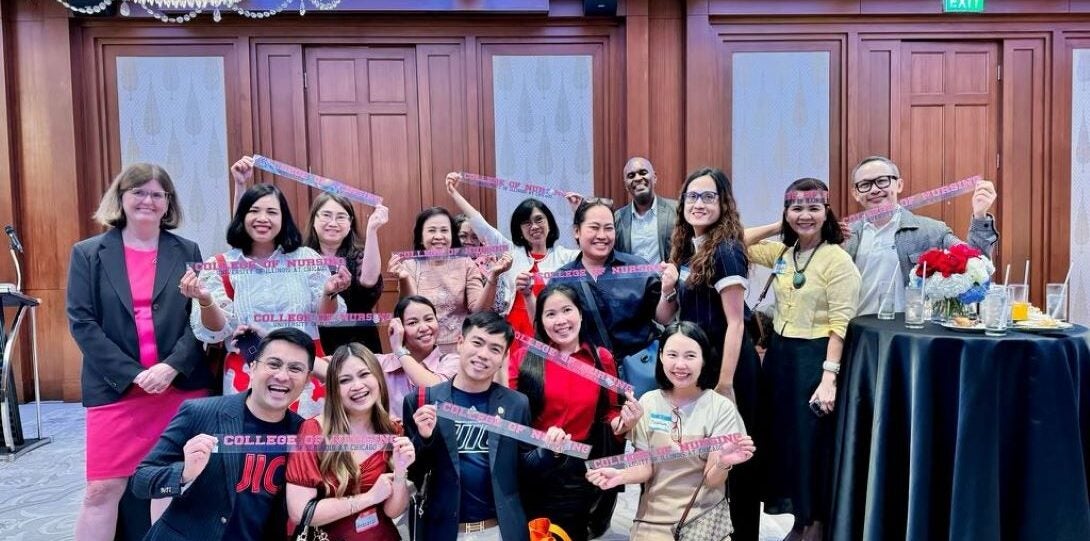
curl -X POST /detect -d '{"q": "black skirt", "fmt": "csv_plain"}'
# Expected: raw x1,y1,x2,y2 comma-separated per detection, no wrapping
759,332,835,525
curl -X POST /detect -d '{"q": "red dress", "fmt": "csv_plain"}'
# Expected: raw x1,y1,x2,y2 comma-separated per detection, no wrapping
286,418,401,541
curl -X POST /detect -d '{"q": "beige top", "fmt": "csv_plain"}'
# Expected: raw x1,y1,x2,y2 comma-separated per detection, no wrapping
402,257,485,348
630,389,747,527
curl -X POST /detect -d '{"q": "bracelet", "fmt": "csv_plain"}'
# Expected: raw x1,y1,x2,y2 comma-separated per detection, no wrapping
197,298,214,308
664,290,678,302
716,462,732,471
822,361,840,375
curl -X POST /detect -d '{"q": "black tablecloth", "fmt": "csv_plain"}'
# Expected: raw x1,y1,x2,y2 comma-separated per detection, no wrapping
830,315,1090,541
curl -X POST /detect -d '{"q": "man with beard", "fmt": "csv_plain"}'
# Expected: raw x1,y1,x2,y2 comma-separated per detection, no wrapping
615,157,678,264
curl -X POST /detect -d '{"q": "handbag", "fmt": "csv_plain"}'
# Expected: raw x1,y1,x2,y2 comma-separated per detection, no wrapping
577,281,658,398
529,517,573,541
292,498,330,541
672,470,732,541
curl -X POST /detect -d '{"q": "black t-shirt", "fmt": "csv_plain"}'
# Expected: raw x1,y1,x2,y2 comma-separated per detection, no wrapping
451,387,496,523
677,239,751,357
223,407,295,541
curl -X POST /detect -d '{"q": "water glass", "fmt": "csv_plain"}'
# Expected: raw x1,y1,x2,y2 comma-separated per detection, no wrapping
904,287,926,329
981,285,1009,337
877,292,896,320
1046,283,1067,321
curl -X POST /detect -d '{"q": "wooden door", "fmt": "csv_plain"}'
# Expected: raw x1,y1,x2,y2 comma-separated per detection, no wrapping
894,42,1000,246
304,46,422,261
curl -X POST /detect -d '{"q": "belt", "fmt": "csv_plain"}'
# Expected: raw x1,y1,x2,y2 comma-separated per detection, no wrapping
458,518,499,533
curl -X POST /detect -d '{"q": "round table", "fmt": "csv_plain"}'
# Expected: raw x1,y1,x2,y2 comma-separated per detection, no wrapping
829,315,1090,541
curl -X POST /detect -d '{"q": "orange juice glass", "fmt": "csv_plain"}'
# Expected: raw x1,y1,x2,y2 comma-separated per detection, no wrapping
1008,284,1029,321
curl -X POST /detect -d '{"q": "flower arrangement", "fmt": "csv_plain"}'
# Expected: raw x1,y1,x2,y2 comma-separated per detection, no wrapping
911,244,995,319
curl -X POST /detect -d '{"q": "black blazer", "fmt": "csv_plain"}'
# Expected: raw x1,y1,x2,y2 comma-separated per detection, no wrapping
67,228,209,407
131,393,302,541
403,381,557,541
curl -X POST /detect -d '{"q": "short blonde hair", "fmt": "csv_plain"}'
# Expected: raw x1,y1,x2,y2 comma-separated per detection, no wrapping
93,163,182,229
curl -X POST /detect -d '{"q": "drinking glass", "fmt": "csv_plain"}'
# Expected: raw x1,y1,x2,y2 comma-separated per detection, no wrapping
1007,284,1029,322
904,287,926,329
981,285,1009,337
1046,283,1067,321
877,292,896,320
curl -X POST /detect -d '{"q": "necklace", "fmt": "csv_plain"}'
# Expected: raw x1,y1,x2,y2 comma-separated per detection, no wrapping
791,241,823,289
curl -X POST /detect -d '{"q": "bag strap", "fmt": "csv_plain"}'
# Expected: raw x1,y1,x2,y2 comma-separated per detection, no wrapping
675,468,711,539
578,280,613,351
214,253,234,300
754,245,790,307
291,497,320,537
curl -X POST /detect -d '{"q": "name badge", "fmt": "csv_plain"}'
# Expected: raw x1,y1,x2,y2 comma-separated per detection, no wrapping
678,265,691,284
355,509,379,533
649,411,672,433
772,258,787,275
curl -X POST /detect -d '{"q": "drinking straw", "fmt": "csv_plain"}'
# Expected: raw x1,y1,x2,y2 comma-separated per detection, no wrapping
1003,264,1011,287
1023,259,1030,288
884,263,901,297
1050,267,1072,319
922,262,928,297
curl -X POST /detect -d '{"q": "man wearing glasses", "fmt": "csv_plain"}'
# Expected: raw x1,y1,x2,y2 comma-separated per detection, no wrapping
615,157,678,264
133,327,314,541
844,155,998,316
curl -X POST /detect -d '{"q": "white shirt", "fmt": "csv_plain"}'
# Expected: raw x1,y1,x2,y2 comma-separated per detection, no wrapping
856,210,903,316
630,197,661,264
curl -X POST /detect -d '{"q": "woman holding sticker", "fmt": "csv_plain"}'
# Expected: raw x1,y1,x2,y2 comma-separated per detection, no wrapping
179,156,351,419
586,322,755,541
286,343,414,541
513,283,636,541
746,178,860,541
655,167,762,541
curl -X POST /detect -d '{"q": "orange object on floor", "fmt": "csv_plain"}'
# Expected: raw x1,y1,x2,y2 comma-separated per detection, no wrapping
529,518,572,541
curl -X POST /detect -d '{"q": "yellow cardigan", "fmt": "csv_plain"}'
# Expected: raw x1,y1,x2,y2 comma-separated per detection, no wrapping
748,240,861,340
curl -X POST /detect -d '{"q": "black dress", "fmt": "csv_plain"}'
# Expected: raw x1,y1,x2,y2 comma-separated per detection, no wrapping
318,251,384,355
675,239,762,541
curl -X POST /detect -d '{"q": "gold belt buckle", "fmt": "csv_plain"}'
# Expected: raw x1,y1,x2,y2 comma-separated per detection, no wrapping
465,521,483,533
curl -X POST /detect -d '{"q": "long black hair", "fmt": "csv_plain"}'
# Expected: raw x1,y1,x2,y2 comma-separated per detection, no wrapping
780,177,845,247
517,283,601,421
510,198,559,251
304,192,364,260
226,183,303,254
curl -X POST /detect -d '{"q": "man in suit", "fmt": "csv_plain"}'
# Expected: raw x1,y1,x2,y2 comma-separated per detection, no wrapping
614,157,678,264
403,312,567,541
843,155,999,315
131,327,315,541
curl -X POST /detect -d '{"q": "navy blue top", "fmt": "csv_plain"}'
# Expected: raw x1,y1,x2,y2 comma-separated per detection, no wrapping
555,250,662,359
451,387,496,522
676,239,751,359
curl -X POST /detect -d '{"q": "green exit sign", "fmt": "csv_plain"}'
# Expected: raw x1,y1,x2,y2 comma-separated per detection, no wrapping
944,0,985,12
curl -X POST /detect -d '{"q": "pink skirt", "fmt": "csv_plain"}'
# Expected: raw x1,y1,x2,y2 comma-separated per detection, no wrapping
86,385,207,481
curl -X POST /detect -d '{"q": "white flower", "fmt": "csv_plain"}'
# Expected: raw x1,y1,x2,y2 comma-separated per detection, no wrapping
965,256,994,284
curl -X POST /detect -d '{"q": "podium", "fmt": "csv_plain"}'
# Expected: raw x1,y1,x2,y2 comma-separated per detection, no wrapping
0,288,49,460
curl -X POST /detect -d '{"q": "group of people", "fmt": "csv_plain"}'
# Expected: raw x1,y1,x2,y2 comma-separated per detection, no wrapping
67,153,998,541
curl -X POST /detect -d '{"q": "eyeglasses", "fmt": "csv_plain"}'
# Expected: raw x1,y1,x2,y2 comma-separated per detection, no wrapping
316,211,351,224
252,358,309,377
670,407,683,444
582,197,614,208
128,188,171,202
625,169,650,180
854,175,898,193
520,215,548,228
684,191,719,205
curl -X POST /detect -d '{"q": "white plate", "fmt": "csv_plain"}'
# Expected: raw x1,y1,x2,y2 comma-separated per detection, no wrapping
940,321,986,333
1012,321,1074,333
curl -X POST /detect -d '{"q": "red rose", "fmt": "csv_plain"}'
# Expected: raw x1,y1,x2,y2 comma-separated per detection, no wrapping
948,243,981,260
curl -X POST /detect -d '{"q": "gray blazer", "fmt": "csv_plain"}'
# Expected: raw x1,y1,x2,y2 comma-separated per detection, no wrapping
614,196,679,263
843,209,1000,282
67,228,209,407
132,393,302,541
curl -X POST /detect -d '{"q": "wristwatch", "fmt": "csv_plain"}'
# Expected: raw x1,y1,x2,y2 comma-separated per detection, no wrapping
394,346,411,359
822,361,840,375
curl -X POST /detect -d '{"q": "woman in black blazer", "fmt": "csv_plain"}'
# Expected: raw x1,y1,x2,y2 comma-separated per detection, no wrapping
67,163,210,541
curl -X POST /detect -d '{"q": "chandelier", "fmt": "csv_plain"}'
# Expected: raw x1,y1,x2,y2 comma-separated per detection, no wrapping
56,0,342,23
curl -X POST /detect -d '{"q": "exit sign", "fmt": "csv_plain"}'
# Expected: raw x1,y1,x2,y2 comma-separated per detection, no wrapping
944,0,985,12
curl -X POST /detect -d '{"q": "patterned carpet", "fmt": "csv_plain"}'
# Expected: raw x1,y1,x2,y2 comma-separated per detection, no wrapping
0,402,791,541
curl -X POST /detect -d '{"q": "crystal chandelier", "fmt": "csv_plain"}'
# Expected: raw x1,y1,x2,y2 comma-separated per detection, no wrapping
56,0,342,23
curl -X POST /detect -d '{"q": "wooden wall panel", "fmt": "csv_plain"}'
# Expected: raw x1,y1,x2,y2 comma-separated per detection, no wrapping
11,0,84,400
849,39,898,183
648,0,685,197
1001,39,1047,298
255,44,310,215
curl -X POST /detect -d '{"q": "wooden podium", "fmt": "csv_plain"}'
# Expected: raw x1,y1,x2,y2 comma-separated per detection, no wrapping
0,288,50,460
